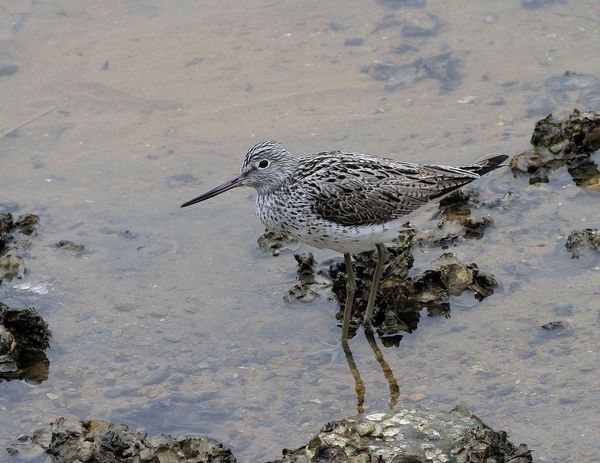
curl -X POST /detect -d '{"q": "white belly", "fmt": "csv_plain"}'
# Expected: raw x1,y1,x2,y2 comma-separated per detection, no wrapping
256,194,408,254
297,220,408,254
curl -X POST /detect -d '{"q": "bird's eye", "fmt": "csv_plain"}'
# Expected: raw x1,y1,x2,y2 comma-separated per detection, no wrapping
258,160,270,169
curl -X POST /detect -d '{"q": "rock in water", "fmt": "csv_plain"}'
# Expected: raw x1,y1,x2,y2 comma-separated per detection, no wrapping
0,304,51,384
511,109,600,185
565,228,600,259
269,406,532,463
9,418,237,463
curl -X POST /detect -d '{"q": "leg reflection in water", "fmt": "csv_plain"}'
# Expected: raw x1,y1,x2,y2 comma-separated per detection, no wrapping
341,339,365,414
364,326,399,409
341,331,400,414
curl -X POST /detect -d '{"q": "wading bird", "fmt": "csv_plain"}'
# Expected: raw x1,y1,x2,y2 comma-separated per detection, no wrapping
181,141,507,340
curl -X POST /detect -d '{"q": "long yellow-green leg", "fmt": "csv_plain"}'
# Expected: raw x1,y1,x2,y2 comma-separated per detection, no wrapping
341,253,356,341
363,243,387,327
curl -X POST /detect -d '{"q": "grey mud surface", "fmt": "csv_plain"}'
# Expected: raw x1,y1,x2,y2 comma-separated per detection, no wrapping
1,1,599,462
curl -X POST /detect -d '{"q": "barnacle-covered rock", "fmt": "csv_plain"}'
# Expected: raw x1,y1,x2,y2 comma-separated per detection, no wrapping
0,324,15,363
15,214,40,236
329,234,497,339
294,252,316,278
540,320,575,337
0,212,15,230
284,283,320,303
0,304,51,384
0,305,50,351
284,253,334,303
418,188,512,247
0,211,39,282
270,406,532,463
565,228,600,259
8,417,237,463
511,109,600,185
55,240,86,253
258,229,298,256
0,254,26,282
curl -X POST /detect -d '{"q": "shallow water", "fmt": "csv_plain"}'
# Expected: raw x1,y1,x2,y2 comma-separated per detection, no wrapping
1,1,599,462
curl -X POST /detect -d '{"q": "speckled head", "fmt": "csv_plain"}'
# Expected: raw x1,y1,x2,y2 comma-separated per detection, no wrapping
240,141,298,195
241,141,289,171
180,141,297,208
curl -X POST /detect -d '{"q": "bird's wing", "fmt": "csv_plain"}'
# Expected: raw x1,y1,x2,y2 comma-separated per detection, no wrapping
308,156,480,226
314,178,429,225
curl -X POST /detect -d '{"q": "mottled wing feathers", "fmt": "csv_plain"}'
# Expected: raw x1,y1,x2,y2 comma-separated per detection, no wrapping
314,178,432,226
295,152,498,226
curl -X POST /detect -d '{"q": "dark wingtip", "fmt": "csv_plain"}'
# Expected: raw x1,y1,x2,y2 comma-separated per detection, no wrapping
483,154,509,167
470,154,509,175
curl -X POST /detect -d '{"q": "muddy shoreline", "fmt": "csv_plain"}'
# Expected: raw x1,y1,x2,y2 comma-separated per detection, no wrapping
2,3,600,460
3,110,599,462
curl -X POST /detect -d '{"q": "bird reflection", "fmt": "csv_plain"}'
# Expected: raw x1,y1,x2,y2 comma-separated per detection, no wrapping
341,339,365,414
568,159,600,189
0,350,49,385
341,328,400,414
364,326,399,409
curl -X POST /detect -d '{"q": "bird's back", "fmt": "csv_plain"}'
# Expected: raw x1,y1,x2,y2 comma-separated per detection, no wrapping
286,151,507,227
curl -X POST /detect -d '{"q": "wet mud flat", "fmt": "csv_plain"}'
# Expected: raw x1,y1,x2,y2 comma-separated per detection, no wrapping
3,109,599,462
2,0,600,457
2,204,531,461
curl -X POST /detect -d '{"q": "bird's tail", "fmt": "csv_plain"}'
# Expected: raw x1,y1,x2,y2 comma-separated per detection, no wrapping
463,154,509,176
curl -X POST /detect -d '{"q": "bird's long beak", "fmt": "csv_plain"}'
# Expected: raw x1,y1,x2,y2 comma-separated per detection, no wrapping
180,174,244,208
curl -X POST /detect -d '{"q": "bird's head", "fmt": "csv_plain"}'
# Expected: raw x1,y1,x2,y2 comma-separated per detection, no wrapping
239,141,297,194
181,141,297,208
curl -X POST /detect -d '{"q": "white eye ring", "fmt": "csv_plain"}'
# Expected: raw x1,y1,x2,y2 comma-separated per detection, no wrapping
258,159,270,169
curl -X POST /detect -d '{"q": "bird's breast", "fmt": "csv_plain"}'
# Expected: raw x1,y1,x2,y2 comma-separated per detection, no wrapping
256,195,407,253
255,192,315,236
256,194,291,232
